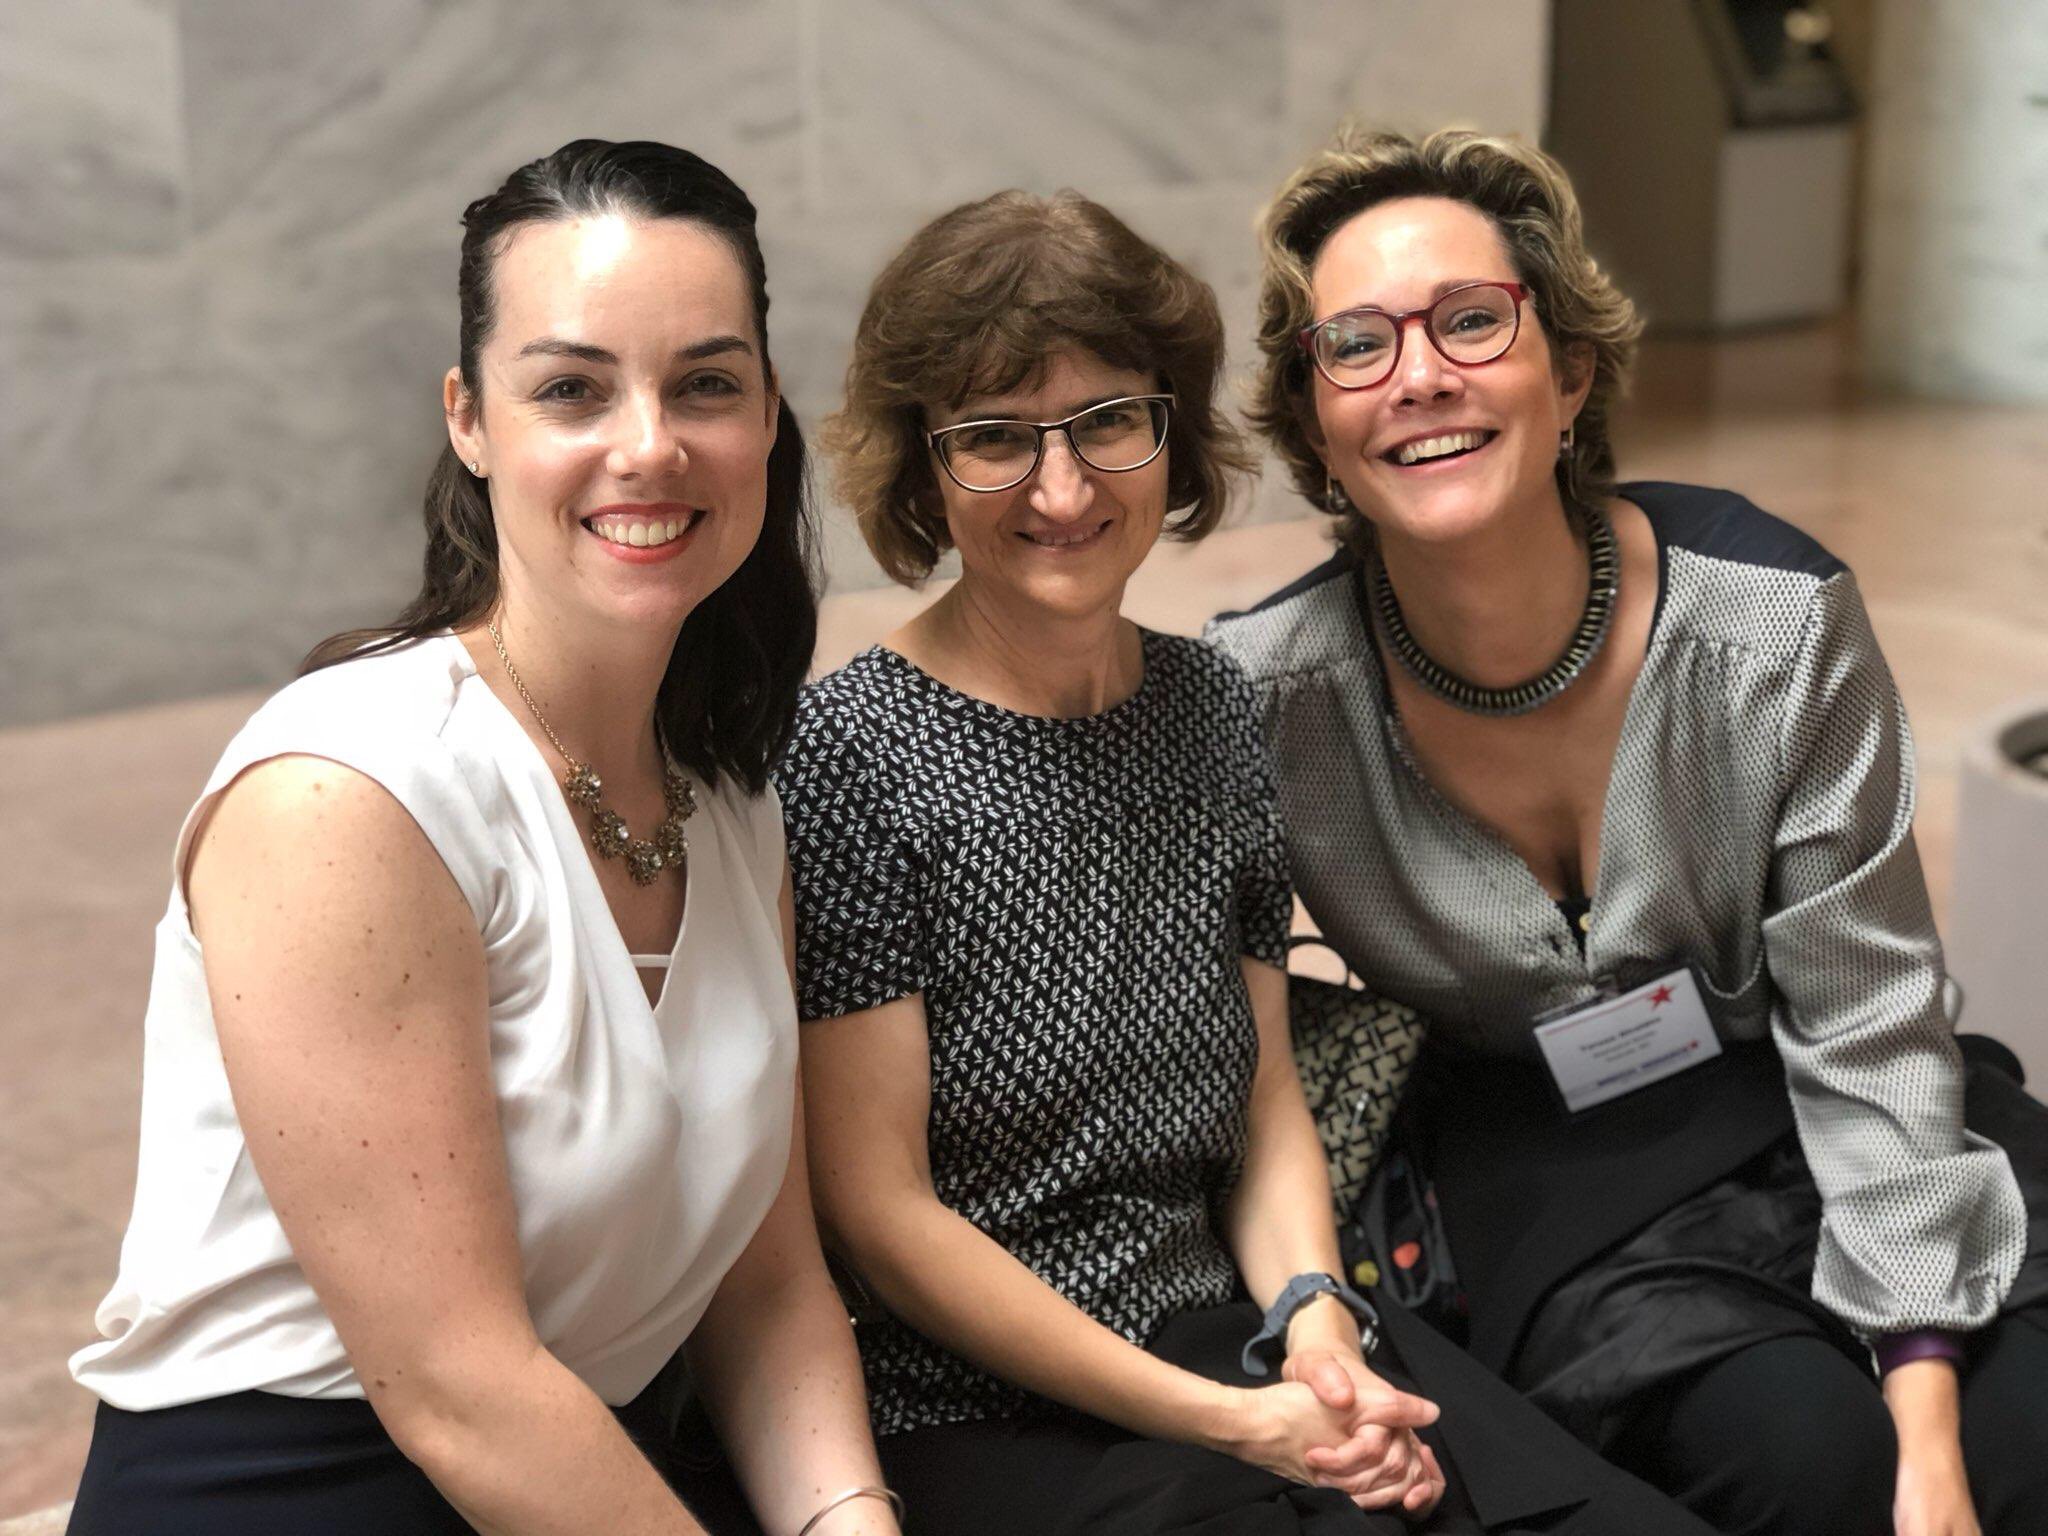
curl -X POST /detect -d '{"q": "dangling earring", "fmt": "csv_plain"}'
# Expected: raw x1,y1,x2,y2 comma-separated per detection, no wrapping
1556,424,1583,504
1325,474,1353,513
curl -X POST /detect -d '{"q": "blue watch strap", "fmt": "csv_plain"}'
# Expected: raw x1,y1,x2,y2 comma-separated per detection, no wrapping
1241,1272,1381,1377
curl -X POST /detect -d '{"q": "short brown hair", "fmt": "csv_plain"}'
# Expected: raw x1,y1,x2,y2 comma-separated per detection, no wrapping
825,190,1254,585
1251,126,1642,551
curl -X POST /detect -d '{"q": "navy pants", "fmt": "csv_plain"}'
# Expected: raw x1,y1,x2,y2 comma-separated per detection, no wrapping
65,1373,752,1535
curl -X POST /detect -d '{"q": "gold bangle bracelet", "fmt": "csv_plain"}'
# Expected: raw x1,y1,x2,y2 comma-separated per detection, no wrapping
795,1485,905,1536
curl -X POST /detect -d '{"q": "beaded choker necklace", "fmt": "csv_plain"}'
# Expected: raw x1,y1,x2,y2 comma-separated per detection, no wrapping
487,620,696,885
1364,508,1619,718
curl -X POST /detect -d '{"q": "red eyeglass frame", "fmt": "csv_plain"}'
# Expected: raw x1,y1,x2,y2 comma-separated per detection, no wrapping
1296,281,1531,390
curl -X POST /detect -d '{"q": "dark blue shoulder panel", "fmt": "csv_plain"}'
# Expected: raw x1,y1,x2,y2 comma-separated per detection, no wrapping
1213,547,1358,625
1621,481,1846,580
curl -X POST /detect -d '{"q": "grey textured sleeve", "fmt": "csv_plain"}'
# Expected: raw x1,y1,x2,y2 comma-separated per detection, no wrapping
1760,573,2026,1333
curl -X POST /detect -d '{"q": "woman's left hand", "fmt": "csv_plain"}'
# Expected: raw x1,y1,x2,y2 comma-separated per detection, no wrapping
1885,1358,1980,1536
1893,1451,1980,1536
1284,1348,1445,1517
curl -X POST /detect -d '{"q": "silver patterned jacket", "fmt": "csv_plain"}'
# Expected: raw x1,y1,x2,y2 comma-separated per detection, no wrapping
1207,481,2025,1335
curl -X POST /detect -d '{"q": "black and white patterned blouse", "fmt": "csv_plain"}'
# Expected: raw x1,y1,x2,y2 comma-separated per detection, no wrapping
1206,481,2027,1340
775,631,1293,1437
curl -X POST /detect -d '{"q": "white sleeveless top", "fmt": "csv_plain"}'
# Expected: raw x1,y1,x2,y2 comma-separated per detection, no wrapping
71,634,796,1410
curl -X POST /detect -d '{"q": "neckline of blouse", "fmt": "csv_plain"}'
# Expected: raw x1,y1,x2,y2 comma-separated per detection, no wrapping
440,631,697,1016
865,628,1162,731
1344,497,1673,961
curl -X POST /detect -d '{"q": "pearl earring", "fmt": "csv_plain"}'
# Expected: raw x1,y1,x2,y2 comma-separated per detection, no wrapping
468,461,482,476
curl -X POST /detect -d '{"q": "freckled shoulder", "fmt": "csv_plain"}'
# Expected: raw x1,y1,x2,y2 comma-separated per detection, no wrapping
196,752,442,874
178,635,508,939
186,751,487,987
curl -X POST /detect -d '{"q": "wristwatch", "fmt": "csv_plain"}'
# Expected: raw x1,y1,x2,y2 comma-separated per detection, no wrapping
1241,1271,1381,1377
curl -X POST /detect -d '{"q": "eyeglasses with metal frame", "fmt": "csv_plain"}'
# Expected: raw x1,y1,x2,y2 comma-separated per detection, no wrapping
1297,282,1530,391
927,394,1175,494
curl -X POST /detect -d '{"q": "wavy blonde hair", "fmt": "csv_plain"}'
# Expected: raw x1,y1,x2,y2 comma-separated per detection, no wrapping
1251,126,1642,551
825,189,1254,586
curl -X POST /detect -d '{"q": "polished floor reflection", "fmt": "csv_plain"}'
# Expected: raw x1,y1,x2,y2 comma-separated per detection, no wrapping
3,325,2045,1516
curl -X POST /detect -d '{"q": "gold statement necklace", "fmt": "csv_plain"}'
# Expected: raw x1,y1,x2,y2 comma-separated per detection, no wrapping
487,620,696,886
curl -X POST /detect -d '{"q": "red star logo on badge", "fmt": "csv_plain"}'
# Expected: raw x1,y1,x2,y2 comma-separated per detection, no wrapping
1649,984,1675,1007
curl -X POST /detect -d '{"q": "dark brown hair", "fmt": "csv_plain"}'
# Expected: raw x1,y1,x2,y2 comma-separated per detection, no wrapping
1252,126,1642,552
304,139,816,794
825,189,1253,585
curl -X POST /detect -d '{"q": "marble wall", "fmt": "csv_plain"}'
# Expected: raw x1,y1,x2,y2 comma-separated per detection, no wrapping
0,0,1548,727
1860,0,2048,402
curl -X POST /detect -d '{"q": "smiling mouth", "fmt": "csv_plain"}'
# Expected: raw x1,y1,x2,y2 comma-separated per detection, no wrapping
581,509,703,548
1383,429,1498,467
1020,520,1111,549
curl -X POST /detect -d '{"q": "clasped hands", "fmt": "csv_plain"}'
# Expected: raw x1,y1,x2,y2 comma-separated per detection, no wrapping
1289,1346,1446,1515
1222,1344,1445,1517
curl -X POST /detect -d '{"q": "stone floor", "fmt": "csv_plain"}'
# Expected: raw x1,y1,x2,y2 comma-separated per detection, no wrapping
3,324,2045,1515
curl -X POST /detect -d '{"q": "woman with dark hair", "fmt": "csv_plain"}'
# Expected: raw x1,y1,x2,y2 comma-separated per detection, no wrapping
1209,125,2048,1536
775,188,1713,1536
67,140,901,1536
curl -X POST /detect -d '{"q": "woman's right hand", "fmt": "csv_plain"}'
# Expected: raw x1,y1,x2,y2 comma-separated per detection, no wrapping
1288,1350,1444,1516
1214,1379,1444,1515
1212,1380,1377,1486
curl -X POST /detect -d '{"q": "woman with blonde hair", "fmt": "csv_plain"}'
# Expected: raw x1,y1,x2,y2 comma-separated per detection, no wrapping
1210,125,2048,1536
776,186,1713,1535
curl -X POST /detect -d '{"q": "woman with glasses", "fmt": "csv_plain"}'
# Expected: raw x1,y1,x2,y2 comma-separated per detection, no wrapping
1209,126,2048,1536
774,189,1713,1535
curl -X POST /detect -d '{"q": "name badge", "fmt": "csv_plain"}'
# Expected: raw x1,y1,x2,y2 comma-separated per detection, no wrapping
1533,966,1721,1113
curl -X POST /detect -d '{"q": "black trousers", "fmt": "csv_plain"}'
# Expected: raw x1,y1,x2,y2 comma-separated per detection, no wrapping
875,1301,1714,1536
65,1374,741,1535
1597,1312,2048,1536
1510,1053,2048,1536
